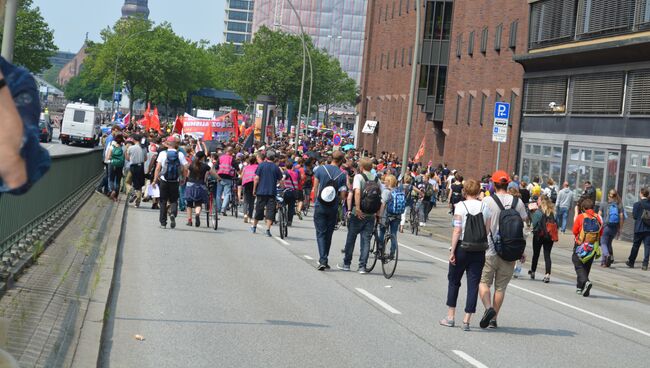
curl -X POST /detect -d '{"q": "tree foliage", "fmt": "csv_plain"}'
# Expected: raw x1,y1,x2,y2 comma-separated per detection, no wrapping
0,0,58,73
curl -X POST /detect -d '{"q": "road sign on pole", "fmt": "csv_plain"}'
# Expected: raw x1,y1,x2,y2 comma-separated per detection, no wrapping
493,102,510,170
332,133,341,146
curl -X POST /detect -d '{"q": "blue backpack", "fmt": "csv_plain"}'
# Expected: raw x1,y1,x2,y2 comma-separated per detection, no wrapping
165,150,181,182
387,186,406,215
606,203,620,224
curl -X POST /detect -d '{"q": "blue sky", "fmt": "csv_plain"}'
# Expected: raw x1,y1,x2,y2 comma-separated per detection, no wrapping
33,0,226,52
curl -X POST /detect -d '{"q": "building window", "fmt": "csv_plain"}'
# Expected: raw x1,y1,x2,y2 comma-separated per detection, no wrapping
467,94,474,125
436,66,447,104
379,7,382,24
380,53,384,70
571,72,625,114
226,33,248,43
399,0,403,16
456,33,462,58
468,31,475,56
385,4,389,21
229,11,252,21
520,142,564,188
401,48,405,66
394,49,398,68
406,0,410,13
529,0,577,49
495,23,503,51
639,0,650,26
509,20,518,49
509,91,517,126
479,93,487,125
480,27,488,54
576,0,636,38
455,94,462,124
392,2,396,18
522,76,569,114
387,52,391,69
408,46,413,65
628,69,650,115
227,22,252,33
423,1,453,40
419,65,429,89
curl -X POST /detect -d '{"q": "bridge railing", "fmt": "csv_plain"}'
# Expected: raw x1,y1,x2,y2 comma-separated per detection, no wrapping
0,150,104,259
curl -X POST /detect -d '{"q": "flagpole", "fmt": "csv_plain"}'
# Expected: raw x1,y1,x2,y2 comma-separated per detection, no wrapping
400,0,421,178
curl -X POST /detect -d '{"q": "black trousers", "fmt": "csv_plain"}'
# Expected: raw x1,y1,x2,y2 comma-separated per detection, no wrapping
531,235,554,275
159,180,179,225
130,163,145,190
243,182,255,218
572,244,594,289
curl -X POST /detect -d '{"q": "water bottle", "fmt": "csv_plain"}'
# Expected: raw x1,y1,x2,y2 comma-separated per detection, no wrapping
514,261,522,279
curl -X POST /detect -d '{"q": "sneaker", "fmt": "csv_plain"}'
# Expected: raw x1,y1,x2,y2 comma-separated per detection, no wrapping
543,275,550,283
529,270,535,280
643,264,648,271
625,260,634,268
265,229,272,237
160,224,166,229
462,322,470,331
582,281,593,297
438,317,455,327
488,320,497,329
576,288,583,295
222,211,228,217
250,226,256,234
479,307,496,329
152,203,160,210
297,212,303,220
170,215,176,229
244,215,249,223
419,222,426,227
186,219,193,226
336,264,350,271
325,264,331,270
195,214,200,227
316,263,327,271
358,267,368,274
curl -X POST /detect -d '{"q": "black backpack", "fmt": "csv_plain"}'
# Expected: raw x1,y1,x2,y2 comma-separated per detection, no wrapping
360,173,382,214
317,166,344,207
550,187,558,203
165,150,181,182
491,195,526,261
460,202,488,252
642,208,650,227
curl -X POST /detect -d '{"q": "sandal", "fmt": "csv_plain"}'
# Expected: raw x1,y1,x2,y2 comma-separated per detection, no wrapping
439,317,455,327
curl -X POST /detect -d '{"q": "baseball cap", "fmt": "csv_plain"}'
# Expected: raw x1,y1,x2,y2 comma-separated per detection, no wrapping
492,170,511,184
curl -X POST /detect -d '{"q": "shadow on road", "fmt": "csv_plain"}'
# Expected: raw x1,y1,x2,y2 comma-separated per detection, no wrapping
492,327,577,337
114,316,329,328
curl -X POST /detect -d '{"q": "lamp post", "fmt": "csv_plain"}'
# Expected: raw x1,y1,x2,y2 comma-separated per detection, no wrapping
401,0,422,177
283,0,308,153
111,29,151,118
1,0,18,61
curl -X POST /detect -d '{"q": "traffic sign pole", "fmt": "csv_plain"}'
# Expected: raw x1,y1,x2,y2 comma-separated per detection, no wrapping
496,142,501,170
492,102,510,170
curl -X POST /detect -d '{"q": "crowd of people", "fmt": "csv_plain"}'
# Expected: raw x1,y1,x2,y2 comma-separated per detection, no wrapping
94,114,650,331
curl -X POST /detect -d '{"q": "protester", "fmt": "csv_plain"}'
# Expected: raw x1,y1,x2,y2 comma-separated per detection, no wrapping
312,151,348,270
598,189,625,267
126,134,146,207
479,171,528,329
440,179,490,331
626,188,650,271
378,174,403,259
241,155,259,223
216,146,237,216
572,199,603,296
555,181,573,233
105,133,126,201
530,196,558,283
184,151,212,227
153,136,189,229
281,159,299,226
252,150,283,237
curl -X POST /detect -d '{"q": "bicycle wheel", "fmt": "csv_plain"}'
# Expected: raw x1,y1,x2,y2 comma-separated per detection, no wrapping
381,235,398,279
279,207,287,239
282,207,289,237
206,197,211,228
366,231,379,273
213,206,219,231
410,210,416,234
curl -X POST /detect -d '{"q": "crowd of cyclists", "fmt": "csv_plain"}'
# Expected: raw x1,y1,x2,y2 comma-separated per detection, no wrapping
97,119,650,330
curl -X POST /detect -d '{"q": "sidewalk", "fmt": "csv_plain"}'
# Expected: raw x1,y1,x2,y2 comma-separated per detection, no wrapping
419,204,650,302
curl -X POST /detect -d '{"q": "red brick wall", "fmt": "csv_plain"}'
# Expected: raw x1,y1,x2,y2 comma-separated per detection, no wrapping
358,0,528,179
441,0,528,179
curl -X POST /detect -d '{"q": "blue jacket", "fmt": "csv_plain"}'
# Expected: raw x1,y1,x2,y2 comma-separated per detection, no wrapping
0,57,51,194
632,198,650,234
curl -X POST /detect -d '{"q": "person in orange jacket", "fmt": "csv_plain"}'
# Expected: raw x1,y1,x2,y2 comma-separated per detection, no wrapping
572,198,603,297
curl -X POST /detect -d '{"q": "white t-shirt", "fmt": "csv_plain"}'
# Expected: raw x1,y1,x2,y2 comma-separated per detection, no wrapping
156,149,188,180
454,199,490,241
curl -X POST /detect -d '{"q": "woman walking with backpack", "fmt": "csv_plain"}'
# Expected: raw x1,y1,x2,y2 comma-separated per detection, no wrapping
440,179,491,331
598,189,625,267
572,199,603,297
529,196,558,283
105,134,125,202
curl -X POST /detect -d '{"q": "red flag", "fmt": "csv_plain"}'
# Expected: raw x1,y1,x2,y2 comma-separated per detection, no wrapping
414,136,426,163
232,110,240,141
144,103,151,130
173,115,183,134
151,106,161,133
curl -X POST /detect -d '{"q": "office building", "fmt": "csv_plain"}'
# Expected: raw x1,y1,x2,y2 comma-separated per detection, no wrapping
224,0,254,50
252,0,367,83
514,0,650,209
121,0,150,19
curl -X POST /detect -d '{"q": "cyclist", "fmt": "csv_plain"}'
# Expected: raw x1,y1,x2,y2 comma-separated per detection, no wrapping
400,175,421,233
302,158,314,214
293,158,306,220
281,159,299,226
378,174,402,259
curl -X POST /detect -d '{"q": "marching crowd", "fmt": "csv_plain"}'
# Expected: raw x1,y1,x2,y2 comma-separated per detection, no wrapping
95,118,650,331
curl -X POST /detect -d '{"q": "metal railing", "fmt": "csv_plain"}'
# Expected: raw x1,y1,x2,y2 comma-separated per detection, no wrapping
0,150,104,257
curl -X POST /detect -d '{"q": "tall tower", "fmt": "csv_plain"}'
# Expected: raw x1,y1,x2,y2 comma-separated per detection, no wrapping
121,0,150,19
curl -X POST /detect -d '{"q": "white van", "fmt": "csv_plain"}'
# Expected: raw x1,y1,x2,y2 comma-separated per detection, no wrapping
60,103,101,147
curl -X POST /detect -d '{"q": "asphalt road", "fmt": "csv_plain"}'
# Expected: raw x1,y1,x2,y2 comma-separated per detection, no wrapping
41,139,98,157
100,205,650,368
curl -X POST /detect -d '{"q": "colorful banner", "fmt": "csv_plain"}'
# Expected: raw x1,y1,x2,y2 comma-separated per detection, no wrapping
182,110,241,141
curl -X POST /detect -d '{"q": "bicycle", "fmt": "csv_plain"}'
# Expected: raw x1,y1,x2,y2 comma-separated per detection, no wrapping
276,189,289,239
206,180,219,231
409,201,420,236
367,218,399,279
229,183,239,218
302,188,311,217
334,201,348,230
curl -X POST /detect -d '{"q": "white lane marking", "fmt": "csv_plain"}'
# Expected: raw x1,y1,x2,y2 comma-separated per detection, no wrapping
303,255,314,260
452,350,489,368
274,236,290,246
355,288,402,315
399,243,650,339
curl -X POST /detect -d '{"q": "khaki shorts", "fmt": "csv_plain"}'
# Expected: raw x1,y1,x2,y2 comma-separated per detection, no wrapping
480,255,516,292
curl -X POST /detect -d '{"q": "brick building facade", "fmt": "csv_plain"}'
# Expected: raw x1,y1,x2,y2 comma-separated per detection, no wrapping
58,45,87,86
358,0,528,179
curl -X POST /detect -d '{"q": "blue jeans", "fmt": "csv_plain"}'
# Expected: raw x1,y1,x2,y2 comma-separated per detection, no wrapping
556,207,569,232
179,183,187,211
314,206,338,266
343,215,375,268
600,223,618,262
378,217,400,255
628,232,650,266
216,178,233,213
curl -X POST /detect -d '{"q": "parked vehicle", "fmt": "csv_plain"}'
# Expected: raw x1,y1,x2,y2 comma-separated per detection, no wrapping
59,103,101,147
38,113,53,143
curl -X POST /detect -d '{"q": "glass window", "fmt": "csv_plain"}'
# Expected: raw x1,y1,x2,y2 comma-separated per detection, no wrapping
227,22,251,33
423,2,435,39
522,158,531,179
442,3,453,40
582,149,592,161
543,146,552,157
570,148,580,160
606,151,619,192
226,33,248,43
468,31,475,55
435,66,447,104
533,145,541,155
625,171,638,207
525,144,532,154
455,94,461,124
427,66,438,96
551,163,562,183
419,65,428,88
467,94,473,125
73,110,85,123
228,11,251,21
433,2,444,39
594,150,606,162
553,146,563,158
541,161,551,182
495,23,503,51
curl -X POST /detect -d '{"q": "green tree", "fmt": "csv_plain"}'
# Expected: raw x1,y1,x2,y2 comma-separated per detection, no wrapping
0,0,57,73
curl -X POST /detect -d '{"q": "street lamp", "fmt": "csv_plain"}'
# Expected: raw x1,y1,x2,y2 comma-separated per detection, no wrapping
111,29,151,119
1,0,18,61
401,0,422,177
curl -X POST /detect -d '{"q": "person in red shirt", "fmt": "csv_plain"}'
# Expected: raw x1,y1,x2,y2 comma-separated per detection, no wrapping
572,198,603,297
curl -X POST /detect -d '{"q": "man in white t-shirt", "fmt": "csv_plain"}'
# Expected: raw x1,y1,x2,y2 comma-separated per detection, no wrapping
153,136,189,229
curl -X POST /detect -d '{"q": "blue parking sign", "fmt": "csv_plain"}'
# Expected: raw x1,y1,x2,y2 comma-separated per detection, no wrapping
494,102,510,119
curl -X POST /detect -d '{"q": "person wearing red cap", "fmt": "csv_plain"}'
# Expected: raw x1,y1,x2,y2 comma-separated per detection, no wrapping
478,170,528,329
